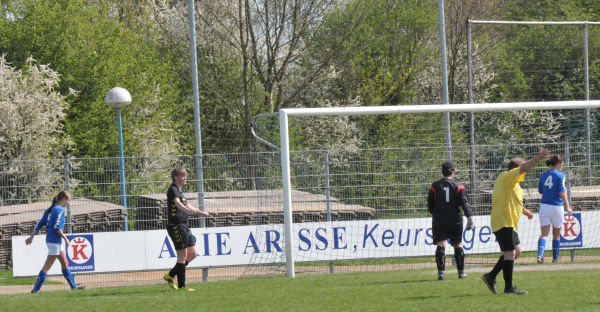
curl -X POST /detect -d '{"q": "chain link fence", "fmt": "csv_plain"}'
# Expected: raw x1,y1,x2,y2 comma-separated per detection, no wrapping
2,139,600,288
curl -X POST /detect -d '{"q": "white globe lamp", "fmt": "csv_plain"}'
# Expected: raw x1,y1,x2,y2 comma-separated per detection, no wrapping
105,87,131,107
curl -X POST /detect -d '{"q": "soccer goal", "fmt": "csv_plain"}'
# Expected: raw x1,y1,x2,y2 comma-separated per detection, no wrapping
277,101,600,278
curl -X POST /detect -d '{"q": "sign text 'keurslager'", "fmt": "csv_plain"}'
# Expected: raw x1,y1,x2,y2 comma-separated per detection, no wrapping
12,212,594,277
156,222,498,260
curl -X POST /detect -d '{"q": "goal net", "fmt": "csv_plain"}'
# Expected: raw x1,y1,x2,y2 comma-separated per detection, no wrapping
246,101,600,278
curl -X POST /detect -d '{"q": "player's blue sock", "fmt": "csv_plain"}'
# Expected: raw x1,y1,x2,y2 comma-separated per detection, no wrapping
537,238,546,258
32,271,47,292
62,268,77,289
552,240,560,261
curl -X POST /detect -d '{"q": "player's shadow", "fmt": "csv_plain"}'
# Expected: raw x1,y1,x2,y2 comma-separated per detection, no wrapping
82,286,166,297
402,293,484,301
363,279,492,300
363,279,438,286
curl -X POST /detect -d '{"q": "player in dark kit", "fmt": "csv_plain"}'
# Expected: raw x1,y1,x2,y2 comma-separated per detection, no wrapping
427,161,474,280
163,168,210,291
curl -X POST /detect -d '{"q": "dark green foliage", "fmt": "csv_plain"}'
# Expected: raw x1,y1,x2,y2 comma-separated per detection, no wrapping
0,0,183,158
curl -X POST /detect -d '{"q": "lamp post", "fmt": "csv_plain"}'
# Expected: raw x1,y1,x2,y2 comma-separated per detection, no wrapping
105,87,131,231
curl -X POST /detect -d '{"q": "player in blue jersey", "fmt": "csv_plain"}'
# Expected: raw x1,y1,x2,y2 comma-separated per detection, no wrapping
536,155,573,264
25,190,85,293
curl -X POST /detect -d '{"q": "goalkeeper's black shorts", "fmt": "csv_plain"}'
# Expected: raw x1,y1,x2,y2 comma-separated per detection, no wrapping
167,223,195,250
432,219,463,246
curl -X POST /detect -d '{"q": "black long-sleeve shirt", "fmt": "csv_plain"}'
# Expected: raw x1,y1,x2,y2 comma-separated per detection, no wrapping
427,178,473,224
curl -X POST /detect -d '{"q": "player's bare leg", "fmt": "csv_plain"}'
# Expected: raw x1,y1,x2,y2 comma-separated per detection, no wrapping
32,255,57,293
57,250,69,270
513,244,521,259
41,255,57,272
57,251,84,290
185,246,197,265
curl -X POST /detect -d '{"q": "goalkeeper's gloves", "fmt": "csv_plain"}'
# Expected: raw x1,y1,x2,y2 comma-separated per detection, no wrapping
466,216,474,231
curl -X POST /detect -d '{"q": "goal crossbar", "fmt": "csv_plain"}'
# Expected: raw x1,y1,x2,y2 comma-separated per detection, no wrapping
278,100,600,278
280,100,600,117
468,20,600,26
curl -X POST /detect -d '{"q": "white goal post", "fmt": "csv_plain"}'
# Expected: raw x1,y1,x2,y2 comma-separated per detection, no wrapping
279,100,600,278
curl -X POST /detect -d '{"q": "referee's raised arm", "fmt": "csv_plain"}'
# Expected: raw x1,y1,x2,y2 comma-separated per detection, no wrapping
519,149,551,174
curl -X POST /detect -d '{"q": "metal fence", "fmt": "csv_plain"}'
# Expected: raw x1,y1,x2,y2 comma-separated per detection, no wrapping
2,138,600,289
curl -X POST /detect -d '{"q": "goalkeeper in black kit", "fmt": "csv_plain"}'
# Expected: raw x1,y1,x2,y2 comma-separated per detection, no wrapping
427,161,474,280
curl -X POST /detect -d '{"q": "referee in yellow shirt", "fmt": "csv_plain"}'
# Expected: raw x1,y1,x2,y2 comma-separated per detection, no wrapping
481,149,550,295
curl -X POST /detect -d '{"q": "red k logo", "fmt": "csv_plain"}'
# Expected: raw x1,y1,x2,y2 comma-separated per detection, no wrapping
561,214,581,242
71,244,88,260
67,235,93,265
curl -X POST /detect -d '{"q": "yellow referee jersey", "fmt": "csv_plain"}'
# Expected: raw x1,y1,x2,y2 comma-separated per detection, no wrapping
491,167,526,232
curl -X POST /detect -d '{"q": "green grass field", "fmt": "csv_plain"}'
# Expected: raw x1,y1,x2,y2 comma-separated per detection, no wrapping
1,267,599,312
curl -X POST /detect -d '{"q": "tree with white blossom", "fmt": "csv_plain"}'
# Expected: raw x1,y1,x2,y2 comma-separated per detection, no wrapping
0,55,73,204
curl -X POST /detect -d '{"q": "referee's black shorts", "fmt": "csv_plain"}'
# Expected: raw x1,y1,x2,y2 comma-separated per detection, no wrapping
167,223,195,250
432,219,463,246
493,227,520,252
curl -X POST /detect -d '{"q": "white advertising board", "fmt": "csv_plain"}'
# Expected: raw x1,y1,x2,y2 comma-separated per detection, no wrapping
12,211,597,277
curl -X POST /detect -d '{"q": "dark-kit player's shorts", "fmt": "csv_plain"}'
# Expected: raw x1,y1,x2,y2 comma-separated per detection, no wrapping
432,219,463,246
493,227,520,252
167,223,195,250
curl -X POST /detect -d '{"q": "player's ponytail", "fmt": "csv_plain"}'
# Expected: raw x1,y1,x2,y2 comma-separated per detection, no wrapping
47,190,71,214
546,155,564,167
